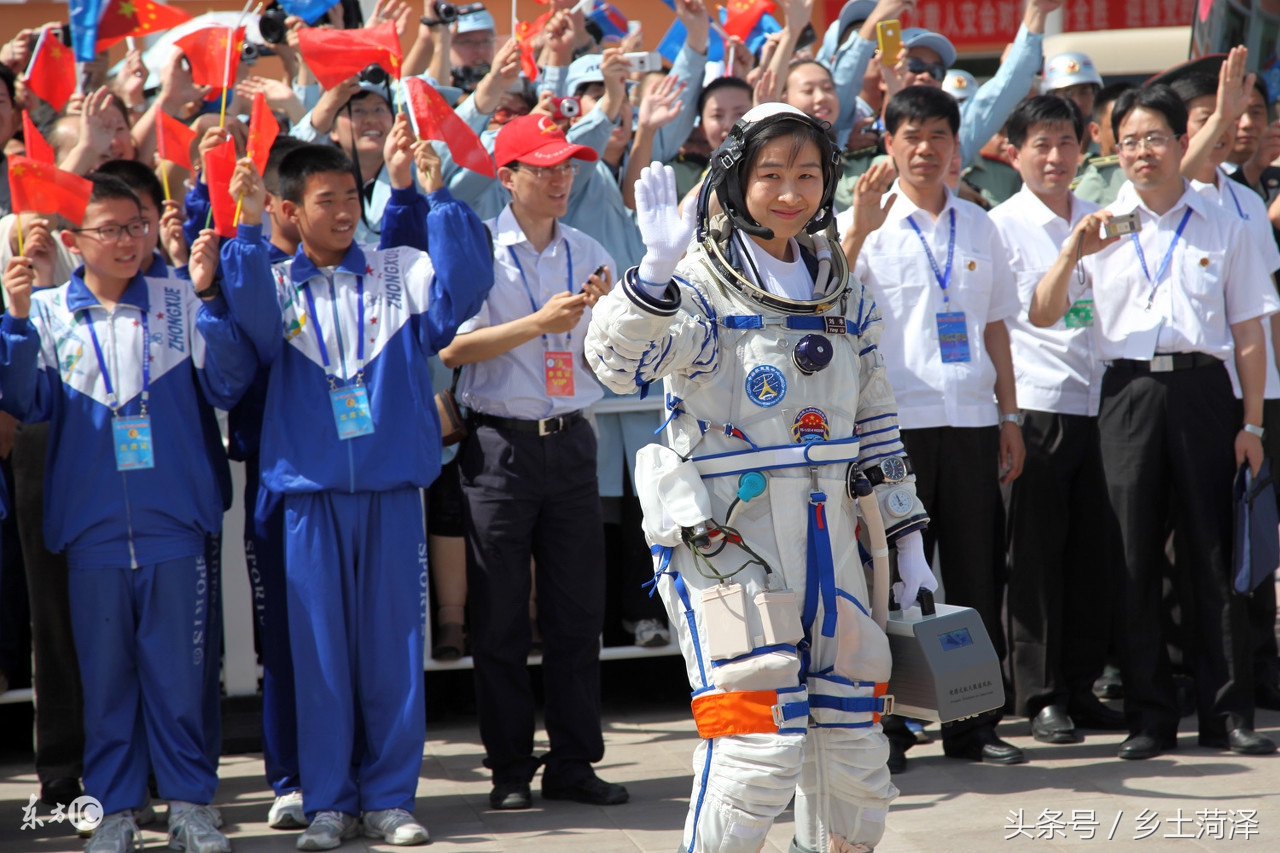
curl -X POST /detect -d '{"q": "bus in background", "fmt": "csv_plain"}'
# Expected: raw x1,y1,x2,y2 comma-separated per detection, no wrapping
1194,0,1280,102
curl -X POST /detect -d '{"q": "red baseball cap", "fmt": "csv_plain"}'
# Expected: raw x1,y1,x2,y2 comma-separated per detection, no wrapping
493,114,599,169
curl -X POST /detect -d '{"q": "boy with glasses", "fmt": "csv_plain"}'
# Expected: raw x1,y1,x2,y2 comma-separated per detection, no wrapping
0,174,257,853
1032,84,1279,761
439,114,625,812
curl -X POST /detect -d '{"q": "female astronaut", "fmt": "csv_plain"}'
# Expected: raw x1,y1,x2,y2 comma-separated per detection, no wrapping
585,103,936,853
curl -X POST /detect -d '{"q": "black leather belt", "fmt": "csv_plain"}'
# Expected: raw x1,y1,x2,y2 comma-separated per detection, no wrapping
471,410,585,437
1111,353,1222,373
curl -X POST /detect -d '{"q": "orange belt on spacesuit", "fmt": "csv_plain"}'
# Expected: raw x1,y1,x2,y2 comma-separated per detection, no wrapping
691,689,810,739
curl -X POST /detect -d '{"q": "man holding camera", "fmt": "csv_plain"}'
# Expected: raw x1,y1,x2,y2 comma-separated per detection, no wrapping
1031,84,1279,761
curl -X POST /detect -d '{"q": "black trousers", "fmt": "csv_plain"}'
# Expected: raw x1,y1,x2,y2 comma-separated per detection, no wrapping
459,419,606,786
1251,398,1280,690
1098,360,1253,738
14,423,83,783
1004,410,1117,716
886,426,1005,745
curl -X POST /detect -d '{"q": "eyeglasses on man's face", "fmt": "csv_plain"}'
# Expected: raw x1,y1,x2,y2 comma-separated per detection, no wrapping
512,162,580,179
72,219,150,243
905,57,947,82
1118,133,1178,154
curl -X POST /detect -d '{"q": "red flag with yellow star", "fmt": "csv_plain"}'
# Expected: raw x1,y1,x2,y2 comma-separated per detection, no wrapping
174,26,246,90
247,91,279,175
95,0,192,52
723,0,775,41
156,110,197,171
296,23,403,91
404,77,495,178
7,155,94,225
23,28,76,112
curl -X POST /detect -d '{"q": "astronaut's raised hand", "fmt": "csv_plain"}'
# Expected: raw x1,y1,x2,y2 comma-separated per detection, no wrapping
635,162,697,287
891,530,937,613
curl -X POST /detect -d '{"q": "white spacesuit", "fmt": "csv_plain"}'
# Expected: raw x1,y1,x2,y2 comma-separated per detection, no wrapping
586,104,935,853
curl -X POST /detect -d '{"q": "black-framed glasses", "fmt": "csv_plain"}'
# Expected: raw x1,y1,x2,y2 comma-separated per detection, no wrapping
72,220,150,243
906,57,947,82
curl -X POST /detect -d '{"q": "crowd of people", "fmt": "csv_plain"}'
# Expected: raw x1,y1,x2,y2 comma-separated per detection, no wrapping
0,0,1279,851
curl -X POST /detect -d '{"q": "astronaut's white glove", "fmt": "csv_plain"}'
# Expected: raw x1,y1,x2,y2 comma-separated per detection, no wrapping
892,530,937,611
635,161,698,288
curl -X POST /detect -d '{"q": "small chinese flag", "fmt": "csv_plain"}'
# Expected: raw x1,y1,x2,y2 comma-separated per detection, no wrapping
514,20,540,82
96,0,192,52
203,138,240,238
404,77,495,177
7,155,94,225
246,91,279,175
296,23,404,90
722,0,775,41
21,112,55,166
156,110,197,172
23,28,77,112
174,26,246,90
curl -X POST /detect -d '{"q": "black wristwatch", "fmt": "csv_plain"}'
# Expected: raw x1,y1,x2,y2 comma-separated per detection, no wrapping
194,282,221,301
862,456,912,486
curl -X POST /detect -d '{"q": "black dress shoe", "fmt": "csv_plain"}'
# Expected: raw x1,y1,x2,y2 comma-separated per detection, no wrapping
1118,733,1175,760
943,727,1027,764
1068,694,1128,731
1256,681,1280,711
542,771,629,806
40,777,82,807
1031,705,1079,744
489,781,532,810
886,739,908,773
1093,665,1123,700
1200,728,1278,755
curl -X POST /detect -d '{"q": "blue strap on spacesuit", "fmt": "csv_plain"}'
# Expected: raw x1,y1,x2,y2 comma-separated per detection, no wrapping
803,492,839,641
651,544,708,690
720,315,849,333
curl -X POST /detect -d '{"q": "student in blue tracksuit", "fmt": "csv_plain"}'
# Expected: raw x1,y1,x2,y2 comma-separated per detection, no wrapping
0,174,257,853
217,114,491,850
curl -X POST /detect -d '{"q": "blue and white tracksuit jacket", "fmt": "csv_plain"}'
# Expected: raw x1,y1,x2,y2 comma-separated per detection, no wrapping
213,188,491,817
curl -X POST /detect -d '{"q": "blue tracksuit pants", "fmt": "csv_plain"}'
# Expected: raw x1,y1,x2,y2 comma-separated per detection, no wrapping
70,556,217,815
284,487,427,818
203,534,223,772
246,454,300,796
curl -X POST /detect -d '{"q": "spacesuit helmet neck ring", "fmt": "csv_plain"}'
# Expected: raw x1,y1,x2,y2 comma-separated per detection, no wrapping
696,102,841,247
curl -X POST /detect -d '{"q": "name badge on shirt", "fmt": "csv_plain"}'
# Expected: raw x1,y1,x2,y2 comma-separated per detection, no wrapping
1064,299,1094,329
936,312,971,363
113,415,155,471
545,351,575,397
330,385,375,439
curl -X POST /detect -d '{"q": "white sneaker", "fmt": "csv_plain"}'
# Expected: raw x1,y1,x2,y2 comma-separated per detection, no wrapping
362,809,429,845
84,811,143,853
296,811,359,851
268,791,308,830
167,802,231,853
631,618,671,647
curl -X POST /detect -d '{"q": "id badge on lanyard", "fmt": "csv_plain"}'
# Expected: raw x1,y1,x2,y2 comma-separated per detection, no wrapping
84,310,156,471
936,312,971,363
510,245,578,399
305,274,376,440
113,416,155,470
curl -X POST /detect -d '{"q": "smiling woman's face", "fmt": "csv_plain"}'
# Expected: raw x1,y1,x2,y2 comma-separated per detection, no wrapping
744,134,824,246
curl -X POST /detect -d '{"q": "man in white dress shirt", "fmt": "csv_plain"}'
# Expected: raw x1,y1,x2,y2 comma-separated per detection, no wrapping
1031,84,1280,761
440,114,628,810
990,95,1127,747
839,85,1026,771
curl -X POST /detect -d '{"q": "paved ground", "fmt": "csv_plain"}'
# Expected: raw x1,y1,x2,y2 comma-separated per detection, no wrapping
1,660,1279,852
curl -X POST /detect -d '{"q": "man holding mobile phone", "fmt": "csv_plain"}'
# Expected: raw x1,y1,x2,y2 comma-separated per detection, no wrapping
439,115,625,811
1032,84,1279,761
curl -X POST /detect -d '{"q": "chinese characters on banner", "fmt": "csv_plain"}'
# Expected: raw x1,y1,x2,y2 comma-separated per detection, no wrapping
829,0,1197,52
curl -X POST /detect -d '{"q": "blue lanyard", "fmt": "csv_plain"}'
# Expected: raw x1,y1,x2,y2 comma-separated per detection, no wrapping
82,307,150,415
1132,208,1192,304
906,209,956,303
508,242,574,347
1226,182,1250,220
301,274,365,384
